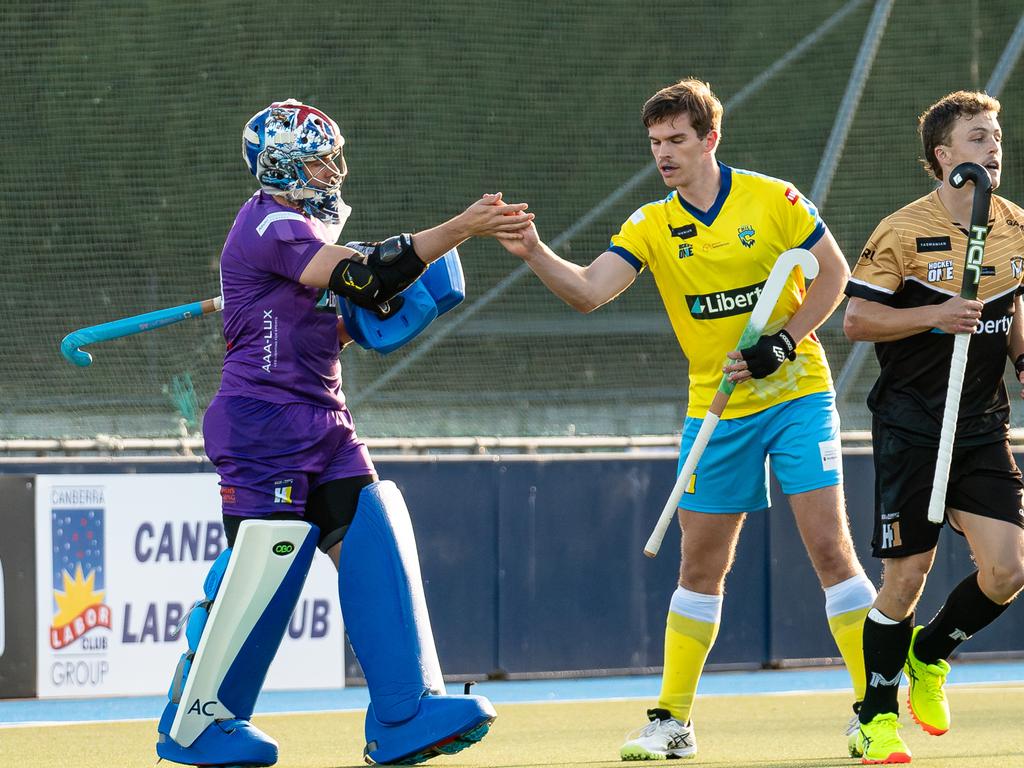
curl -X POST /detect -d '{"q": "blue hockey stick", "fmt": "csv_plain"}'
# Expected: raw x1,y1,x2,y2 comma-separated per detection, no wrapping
60,296,223,367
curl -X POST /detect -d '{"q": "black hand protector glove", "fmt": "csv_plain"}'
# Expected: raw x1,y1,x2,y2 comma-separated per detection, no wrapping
364,234,426,296
331,234,426,312
739,329,797,379
339,274,406,317
1015,353,1024,378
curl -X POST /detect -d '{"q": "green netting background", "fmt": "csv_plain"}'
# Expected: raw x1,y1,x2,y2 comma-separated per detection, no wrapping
3,0,1023,439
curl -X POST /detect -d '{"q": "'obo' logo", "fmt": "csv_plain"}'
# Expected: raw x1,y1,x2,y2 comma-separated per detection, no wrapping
272,542,295,556
964,224,989,286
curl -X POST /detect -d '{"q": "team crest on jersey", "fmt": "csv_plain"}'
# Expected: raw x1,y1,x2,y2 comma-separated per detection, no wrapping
1012,256,1024,279
927,260,954,282
737,225,755,248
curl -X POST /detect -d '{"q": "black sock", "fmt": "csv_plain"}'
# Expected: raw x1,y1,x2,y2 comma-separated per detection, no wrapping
860,611,914,724
913,572,1009,664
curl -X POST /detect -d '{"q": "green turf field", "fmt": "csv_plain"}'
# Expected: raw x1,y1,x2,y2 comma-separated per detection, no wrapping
2,686,1022,767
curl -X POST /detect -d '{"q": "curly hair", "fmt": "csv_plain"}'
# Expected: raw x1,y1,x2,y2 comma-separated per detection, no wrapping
918,91,1001,180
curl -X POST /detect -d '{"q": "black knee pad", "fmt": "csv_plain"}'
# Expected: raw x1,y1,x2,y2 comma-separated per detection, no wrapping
306,474,376,551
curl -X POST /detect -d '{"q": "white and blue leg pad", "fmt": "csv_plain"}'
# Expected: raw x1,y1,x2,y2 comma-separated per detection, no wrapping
157,520,319,767
339,481,495,765
340,247,465,355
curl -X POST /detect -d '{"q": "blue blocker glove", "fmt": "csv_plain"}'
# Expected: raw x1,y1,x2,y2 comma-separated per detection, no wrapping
339,247,465,355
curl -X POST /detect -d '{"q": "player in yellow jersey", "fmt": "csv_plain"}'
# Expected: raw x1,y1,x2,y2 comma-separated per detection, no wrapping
845,91,1024,765
500,79,876,760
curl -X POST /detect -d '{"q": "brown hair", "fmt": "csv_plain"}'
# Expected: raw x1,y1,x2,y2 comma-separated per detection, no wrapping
642,79,723,139
918,90,1001,180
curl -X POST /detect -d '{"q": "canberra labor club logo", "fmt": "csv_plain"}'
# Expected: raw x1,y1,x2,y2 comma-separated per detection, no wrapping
49,488,112,650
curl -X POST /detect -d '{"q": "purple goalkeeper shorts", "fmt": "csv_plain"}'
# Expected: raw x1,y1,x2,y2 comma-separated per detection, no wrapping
203,394,375,517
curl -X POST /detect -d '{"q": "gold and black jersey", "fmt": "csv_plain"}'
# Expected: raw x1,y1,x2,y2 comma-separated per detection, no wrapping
846,190,1024,446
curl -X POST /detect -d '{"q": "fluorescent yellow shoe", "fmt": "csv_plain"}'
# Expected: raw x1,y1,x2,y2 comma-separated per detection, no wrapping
855,713,911,764
905,625,951,735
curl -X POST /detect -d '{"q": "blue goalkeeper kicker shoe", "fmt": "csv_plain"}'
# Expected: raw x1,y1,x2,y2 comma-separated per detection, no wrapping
158,718,278,767
363,693,496,765
340,482,496,765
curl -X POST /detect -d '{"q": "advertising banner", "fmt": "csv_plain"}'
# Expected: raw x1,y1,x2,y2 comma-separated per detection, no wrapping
0,475,37,698
34,474,343,698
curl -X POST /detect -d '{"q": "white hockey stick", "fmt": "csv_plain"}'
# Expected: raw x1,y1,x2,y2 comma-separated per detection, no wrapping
927,162,993,523
643,247,820,558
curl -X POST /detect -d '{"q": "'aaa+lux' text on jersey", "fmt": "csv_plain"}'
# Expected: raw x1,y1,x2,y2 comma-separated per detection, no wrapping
846,190,1024,446
609,162,830,419
218,191,345,410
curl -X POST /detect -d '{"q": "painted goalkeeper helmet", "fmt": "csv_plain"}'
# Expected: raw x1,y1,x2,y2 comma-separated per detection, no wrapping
242,99,349,224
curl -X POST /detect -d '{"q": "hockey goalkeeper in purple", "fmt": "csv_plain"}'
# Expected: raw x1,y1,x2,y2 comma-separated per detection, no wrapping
156,99,533,767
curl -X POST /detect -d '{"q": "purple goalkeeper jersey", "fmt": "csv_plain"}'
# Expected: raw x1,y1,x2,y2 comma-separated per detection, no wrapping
217,191,344,409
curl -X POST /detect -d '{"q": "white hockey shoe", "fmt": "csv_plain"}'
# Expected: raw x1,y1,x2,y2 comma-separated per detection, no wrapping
846,710,862,757
620,708,697,760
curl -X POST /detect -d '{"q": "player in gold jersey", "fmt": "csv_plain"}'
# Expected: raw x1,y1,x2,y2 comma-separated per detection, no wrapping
845,91,1024,764
500,79,876,761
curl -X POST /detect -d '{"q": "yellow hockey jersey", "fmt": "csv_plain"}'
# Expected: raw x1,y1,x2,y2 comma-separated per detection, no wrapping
609,162,833,418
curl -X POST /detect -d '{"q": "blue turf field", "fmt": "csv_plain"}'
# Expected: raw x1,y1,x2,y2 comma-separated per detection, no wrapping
3,661,1023,726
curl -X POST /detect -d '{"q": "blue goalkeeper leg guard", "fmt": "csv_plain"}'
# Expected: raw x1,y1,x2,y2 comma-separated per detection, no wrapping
340,481,496,765
156,520,319,767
